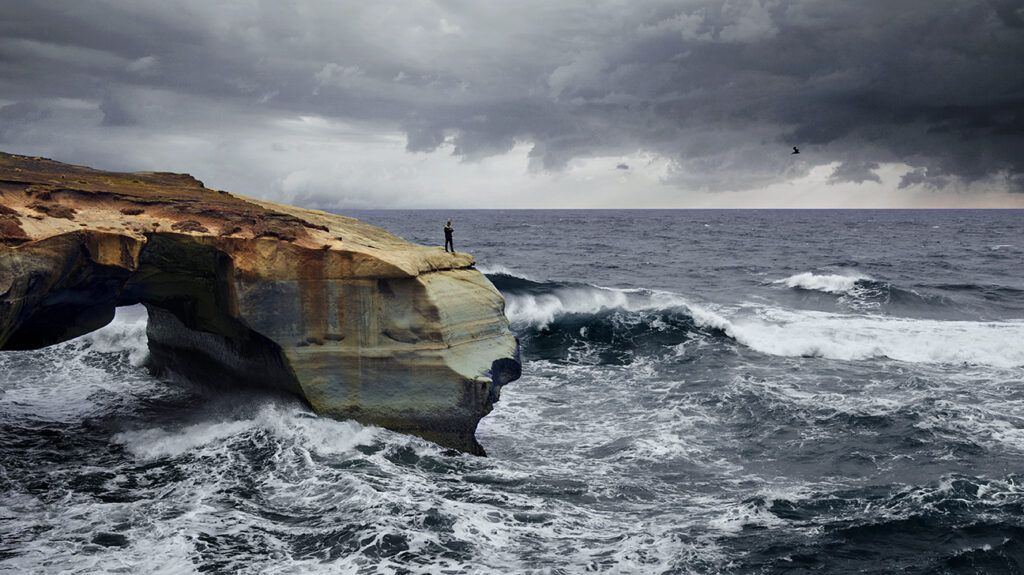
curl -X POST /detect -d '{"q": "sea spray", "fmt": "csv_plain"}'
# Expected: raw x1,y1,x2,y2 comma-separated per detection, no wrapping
773,271,872,295
5,209,1024,574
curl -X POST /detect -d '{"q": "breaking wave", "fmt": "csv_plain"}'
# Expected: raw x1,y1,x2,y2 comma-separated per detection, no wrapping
489,272,1024,368
773,271,1024,318
476,263,535,279
773,271,871,295
488,273,732,364
727,308,1024,369
769,270,956,314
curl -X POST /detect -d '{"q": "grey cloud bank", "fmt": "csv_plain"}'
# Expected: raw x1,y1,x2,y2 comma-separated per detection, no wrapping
1,0,1022,208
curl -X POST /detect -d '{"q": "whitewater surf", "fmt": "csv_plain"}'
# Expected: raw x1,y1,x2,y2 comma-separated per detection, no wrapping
3,209,1023,574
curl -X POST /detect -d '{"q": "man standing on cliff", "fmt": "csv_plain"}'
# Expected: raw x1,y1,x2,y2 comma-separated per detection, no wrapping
444,220,455,253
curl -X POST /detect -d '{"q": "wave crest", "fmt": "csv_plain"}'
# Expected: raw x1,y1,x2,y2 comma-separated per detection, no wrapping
489,272,1024,368
771,271,962,314
773,271,871,295
489,273,733,364
487,270,737,360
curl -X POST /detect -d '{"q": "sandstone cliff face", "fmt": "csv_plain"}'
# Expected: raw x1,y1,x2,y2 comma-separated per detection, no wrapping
0,152,520,454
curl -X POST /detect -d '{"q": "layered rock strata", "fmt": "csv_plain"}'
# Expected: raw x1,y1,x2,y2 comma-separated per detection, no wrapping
0,152,520,454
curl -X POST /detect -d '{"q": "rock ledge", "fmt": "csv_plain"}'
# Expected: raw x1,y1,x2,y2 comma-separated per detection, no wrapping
0,152,520,454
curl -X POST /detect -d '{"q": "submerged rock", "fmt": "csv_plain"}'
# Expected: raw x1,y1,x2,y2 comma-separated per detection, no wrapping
0,151,520,454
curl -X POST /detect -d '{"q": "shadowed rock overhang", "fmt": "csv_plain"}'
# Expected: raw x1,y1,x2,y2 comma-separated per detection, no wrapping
0,151,521,455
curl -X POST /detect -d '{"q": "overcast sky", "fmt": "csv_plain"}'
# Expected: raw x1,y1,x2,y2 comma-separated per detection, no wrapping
2,1,1023,208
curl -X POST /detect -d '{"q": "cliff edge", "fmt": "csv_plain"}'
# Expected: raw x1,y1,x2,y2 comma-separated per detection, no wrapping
0,152,521,454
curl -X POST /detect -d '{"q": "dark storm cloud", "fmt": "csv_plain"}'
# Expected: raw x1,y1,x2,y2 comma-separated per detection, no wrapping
899,167,951,190
1,0,1022,197
829,161,881,185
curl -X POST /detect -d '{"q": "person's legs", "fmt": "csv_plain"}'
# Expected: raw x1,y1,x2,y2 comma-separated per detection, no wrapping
445,238,454,252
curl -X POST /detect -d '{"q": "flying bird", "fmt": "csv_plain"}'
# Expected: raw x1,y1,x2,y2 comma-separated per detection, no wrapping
792,147,800,155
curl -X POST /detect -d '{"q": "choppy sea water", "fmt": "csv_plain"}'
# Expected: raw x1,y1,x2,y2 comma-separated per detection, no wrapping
2,209,1024,574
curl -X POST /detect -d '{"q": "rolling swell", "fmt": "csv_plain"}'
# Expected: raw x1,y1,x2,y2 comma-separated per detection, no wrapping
923,283,1024,313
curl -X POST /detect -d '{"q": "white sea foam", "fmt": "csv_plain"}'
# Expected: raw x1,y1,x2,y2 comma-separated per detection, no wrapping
0,306,154,420
772,271,871,295
6,266,1022,574
113,403,379,460
723,307,1024,368
500,275,1024,368
80,306,150,367
503,282,701,329
505,287,632,328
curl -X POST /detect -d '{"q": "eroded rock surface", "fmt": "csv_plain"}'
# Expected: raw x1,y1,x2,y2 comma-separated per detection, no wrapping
0,152,520,454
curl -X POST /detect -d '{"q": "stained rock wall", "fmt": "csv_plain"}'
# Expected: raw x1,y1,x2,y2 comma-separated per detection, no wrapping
0,152,520,454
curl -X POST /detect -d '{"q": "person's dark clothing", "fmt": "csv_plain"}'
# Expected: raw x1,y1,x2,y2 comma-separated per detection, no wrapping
444,224,454,252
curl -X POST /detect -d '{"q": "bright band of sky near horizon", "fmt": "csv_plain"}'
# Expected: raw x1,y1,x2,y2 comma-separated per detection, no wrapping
1,1,1022,208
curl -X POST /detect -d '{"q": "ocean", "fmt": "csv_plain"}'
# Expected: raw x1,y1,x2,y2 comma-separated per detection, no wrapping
2,209,1023,574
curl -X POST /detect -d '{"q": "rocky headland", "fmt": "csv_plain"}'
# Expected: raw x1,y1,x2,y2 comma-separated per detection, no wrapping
0,152,520,454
